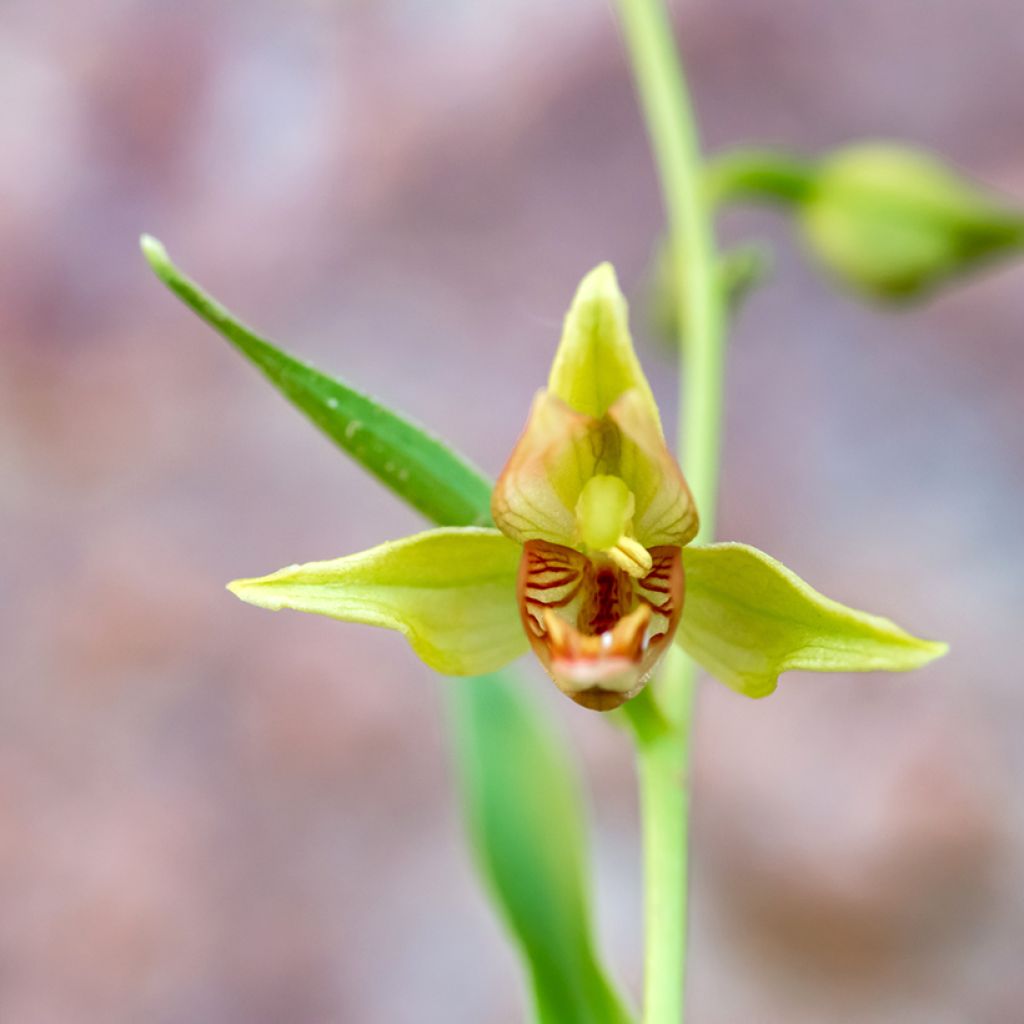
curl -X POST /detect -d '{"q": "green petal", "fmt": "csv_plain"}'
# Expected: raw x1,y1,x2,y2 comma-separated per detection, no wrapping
492,391,600,545
678,543,948,697
491,387,698,551
228,528,527,676
548,263,662,430
607,389,698,548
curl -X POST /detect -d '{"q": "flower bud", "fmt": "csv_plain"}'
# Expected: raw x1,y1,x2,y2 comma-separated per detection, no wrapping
649,242,772,345
799,143,1024,301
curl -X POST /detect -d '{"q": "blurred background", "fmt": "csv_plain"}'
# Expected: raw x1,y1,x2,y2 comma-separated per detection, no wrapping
2,0,1023,1021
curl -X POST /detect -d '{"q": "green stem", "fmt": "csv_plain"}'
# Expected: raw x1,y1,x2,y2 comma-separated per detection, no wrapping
615,1,726,1022
703,148,815,207
635,686,690,1013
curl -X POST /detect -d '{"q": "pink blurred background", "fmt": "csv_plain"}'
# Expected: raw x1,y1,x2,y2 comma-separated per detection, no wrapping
2,1,1023,1021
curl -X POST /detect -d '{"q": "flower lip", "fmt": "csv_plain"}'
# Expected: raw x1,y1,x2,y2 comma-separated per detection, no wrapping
546,603,652,711
518,540,684,711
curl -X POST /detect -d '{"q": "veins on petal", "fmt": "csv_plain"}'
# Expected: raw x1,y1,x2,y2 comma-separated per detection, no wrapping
517,540,685,710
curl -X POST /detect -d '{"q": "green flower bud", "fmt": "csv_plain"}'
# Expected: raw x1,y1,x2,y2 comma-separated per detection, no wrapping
648,241,772,345
799,142,1024,301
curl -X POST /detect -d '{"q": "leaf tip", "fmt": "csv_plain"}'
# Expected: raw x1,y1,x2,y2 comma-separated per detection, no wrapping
140,234,176,285
140,232,166,261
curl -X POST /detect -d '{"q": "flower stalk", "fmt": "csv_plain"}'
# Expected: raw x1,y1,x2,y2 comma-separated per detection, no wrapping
615,0,726,1020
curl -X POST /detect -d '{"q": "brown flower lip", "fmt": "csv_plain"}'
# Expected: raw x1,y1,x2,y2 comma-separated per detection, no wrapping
517,539,684,711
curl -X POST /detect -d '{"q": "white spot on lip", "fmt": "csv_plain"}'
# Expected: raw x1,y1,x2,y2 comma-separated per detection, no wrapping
553,656,636,692
326,396,339,409
344,420,361,440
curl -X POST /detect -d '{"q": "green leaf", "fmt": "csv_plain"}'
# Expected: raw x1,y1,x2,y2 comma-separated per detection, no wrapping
678,542,947,697
143,235,634,1022
449,672,634,1024
140,235,492,527
228,527,527,676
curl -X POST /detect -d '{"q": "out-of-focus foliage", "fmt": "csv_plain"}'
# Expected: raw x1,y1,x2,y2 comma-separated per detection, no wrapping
698,142,1024,303
451,675,635,1024
648,241,773,344
801,143,1024,300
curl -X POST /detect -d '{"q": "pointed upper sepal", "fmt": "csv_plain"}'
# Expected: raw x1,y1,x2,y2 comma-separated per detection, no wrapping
677,542,947,697
548,263,662,431
228,527,528,676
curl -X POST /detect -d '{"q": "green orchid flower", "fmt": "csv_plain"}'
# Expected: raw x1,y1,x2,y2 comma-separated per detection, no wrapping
228,264,946,711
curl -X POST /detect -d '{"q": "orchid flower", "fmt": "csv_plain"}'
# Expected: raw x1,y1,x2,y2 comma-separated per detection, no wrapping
228,264,946,711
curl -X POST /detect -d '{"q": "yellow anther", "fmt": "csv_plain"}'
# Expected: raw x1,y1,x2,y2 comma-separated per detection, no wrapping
607,536,653,578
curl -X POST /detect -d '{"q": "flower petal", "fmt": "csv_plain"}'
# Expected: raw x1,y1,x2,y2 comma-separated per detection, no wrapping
548,262,662,429
492,391,601,545
228,527,527,676
677,542,948,697
608,389,699,548
492,385,699,554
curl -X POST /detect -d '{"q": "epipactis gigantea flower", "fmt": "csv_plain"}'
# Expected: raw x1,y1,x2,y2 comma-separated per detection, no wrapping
489,265,696,708
229,265,946,710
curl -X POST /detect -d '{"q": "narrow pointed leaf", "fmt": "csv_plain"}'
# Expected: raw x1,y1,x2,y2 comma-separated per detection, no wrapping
228,527,526,676
450,672,634,1024
141,235,492,527
679,543,948,697
143,236,634,1022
